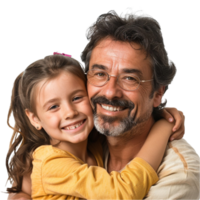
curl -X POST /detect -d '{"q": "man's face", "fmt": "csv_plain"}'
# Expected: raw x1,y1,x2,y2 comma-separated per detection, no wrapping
87,38,161,137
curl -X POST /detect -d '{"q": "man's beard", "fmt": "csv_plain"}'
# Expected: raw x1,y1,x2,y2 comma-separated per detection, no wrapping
91,96,153,137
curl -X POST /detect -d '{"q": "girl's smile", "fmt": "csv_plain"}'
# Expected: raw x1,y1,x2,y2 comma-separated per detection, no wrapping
61,119,88,135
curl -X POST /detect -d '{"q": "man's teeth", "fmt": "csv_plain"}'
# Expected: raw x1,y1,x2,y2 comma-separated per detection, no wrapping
101,104,122,111
65,121,83,130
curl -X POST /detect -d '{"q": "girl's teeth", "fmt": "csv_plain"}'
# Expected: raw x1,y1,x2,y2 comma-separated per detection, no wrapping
66,121,83,130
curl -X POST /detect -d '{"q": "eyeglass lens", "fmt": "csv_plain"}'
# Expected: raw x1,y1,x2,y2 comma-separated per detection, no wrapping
87,69,140,91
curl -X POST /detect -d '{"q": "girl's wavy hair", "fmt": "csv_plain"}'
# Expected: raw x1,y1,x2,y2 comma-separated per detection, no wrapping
81,11,176,115
6,55,87,193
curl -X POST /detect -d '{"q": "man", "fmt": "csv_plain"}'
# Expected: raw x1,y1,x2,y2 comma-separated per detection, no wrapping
8,11,199,199
81,11,200,199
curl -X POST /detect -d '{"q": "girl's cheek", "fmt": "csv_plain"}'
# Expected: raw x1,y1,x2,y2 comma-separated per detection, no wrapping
45,114,60,125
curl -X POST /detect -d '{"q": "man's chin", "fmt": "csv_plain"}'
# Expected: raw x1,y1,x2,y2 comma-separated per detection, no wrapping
94,113,123,123
93,113,136,137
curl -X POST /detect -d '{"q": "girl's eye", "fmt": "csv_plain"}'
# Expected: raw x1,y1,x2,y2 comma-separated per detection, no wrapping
73,96,82,101
49,105,58,110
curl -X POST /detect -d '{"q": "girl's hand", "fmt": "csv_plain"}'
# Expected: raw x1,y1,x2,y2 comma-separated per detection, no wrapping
160,107,185,141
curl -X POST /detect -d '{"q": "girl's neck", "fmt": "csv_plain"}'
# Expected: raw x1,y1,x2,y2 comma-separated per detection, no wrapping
52,139,89,163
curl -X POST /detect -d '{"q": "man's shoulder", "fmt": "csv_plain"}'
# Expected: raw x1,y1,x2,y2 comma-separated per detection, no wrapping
167,138,191,148
145,139,200,199
159,138,200,174
166,138,199,159
166,138,198,154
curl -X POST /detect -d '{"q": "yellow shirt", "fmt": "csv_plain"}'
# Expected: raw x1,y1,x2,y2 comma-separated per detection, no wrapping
31,141,158,200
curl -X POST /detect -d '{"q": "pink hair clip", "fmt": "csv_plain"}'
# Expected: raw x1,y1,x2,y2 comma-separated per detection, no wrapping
51,50,72,57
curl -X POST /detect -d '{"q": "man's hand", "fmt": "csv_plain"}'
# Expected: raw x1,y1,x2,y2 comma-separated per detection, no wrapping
161,107,185,141
7,192,31,200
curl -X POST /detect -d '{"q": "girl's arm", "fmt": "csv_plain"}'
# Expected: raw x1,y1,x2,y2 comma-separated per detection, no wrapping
157,107,185,141
32,120,173,200
7,192,31,200
16,120,173,200
137,119,173,171
33,146,158,200
7,174,31,200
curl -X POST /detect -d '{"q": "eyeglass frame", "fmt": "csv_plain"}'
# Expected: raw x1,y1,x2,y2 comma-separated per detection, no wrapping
85,69,154,91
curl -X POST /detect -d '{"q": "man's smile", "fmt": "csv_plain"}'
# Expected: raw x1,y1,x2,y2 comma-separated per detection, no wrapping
91,96,135,114
96,103,131,118
101,104,124,112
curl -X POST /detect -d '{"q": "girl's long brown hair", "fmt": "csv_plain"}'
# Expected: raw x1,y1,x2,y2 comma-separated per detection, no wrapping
6,55,86,193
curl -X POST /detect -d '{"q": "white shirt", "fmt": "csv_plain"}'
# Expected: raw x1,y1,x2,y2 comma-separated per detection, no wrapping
104,139,200,199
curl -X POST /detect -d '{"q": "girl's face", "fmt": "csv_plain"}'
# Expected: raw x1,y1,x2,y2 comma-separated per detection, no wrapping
28,71,94,145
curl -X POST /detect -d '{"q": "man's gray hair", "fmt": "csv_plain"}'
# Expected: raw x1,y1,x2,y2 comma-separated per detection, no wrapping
79,6,178,111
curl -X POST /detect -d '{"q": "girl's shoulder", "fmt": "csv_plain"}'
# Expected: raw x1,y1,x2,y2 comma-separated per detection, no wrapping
33,145,72,160
32,145,54,160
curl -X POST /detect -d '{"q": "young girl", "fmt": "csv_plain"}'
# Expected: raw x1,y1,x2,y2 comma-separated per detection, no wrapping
6,54,183,200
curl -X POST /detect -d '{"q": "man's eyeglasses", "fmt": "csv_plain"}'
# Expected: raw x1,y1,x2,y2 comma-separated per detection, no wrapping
85,69,153,91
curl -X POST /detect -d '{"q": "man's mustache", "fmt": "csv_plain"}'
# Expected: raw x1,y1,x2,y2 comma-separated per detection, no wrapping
91,96,135,113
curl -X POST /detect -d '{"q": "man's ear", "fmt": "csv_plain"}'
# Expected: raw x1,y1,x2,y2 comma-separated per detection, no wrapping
25,109,42,130
153,86,165,108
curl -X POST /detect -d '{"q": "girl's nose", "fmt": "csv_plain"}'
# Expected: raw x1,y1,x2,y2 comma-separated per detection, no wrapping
63,105,79,119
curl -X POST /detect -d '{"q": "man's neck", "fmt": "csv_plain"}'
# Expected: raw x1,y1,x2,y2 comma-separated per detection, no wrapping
106,116,155,172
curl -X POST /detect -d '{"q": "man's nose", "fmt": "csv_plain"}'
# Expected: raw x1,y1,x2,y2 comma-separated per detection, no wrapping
101,76,123,100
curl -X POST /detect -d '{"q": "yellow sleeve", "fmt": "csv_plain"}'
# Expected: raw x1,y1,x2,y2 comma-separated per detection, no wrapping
32,145,158,200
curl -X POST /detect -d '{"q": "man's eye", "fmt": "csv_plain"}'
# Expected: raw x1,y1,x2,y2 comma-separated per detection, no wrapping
94,72,106,77
123,76,137,81
128,77,136,81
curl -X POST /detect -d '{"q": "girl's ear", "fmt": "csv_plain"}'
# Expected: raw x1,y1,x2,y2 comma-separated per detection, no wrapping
25,109,42,130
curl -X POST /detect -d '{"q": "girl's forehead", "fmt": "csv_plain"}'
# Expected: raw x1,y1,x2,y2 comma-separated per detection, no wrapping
35,72,87,106
37,72,85,92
